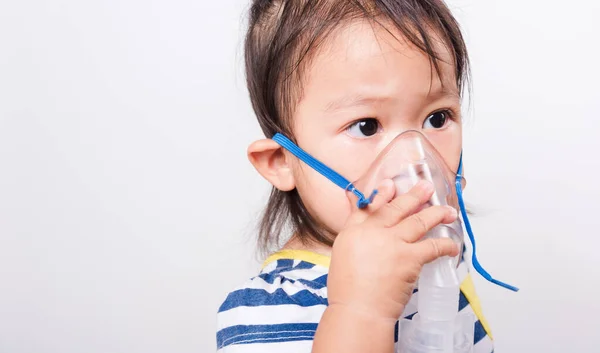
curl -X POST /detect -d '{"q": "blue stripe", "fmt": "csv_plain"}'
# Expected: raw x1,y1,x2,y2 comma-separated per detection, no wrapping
293,261,316,270
217,323,318,348
313,274,328,286
218,288,328,312
297,273,328,290
259,264,326,289
298,278,326,290
265,259,295,276
265,260,315,278
276,259,294,269
473,320,486,344
257,259,322,284
458,291,469,311
224,335,316,347
257,272,297,285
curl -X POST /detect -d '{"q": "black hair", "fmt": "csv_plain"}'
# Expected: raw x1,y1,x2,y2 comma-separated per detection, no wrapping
244,0,470,253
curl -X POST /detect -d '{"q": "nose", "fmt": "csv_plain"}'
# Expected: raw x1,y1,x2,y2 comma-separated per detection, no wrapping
380,129,424,148
392,161,446,203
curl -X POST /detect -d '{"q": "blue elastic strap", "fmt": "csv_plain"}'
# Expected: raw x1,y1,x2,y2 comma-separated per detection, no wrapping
272,133,377,209
273,132,518,292
455,153,519,292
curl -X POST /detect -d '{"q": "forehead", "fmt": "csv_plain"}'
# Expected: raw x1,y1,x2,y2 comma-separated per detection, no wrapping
296,20,458,112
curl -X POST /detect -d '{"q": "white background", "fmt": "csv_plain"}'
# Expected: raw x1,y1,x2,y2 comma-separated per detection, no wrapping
0,0,599,352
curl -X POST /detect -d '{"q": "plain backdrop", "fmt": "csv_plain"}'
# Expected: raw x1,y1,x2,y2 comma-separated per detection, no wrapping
0,0,599,352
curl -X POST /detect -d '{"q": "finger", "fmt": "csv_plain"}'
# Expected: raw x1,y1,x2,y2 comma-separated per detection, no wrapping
392,205,457,243
369,180,434,228
412,238,460,265
345,179,396,226
362,179,396,212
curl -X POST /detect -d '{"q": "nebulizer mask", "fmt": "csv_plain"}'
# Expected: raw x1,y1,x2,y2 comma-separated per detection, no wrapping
273,130,518,353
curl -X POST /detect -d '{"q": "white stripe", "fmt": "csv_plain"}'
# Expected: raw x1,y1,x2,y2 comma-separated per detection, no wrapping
473,334,494,353
261,262,277,273
217,339,313,353
271,267,327,282
218,304,327,330
240,275,327,297
231,335,315,346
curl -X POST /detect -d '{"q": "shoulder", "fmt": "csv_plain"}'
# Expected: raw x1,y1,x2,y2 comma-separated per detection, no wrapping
216,259,329,352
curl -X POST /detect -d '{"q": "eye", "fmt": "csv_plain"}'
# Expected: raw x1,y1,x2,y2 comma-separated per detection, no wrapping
346,118,380,138
423,110,450,129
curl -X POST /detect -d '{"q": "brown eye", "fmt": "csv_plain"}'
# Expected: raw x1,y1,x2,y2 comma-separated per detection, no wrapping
423,111,449,129
347,118,380,137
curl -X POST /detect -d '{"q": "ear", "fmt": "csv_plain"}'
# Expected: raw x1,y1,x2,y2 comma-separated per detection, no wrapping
248,139,296,191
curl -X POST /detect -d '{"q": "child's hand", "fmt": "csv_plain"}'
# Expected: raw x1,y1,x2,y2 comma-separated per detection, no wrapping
327,179,459,322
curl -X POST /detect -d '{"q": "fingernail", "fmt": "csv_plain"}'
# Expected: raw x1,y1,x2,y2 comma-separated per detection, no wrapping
445,205,458,218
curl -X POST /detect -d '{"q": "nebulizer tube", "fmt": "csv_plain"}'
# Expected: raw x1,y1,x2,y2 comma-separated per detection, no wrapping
391,136,473,353
271,130,518,353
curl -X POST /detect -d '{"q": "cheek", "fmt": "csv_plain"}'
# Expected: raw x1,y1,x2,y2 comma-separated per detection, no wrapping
292,163,353,234
439,147,461,173
309,135,378,183
310,139,384,193
427,128,462,173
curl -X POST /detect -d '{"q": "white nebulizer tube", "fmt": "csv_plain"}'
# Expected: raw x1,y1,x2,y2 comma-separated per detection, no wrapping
391,138,474,353
272,129,517,352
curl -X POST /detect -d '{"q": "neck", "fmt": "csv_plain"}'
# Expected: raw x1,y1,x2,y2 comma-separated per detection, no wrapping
283,234,333,257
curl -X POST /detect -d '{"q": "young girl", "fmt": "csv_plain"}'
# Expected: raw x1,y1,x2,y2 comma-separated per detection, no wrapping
218,1,498,352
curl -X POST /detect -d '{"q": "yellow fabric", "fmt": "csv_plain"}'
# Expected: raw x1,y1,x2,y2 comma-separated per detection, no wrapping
459,273,494,339
263,249,331,269
263,249,492,339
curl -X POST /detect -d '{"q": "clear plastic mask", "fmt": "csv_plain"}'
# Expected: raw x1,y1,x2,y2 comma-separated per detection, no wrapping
272,131,518,292
348,130,466,268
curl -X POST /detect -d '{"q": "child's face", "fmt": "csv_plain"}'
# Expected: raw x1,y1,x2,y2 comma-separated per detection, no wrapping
288,20,463,235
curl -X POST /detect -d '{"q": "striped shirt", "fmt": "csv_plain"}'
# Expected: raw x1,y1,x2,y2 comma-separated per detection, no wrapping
217,250,494,353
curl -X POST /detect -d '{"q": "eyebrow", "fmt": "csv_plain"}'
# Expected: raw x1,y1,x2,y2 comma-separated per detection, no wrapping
322,94,389,113
322,86,459,113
